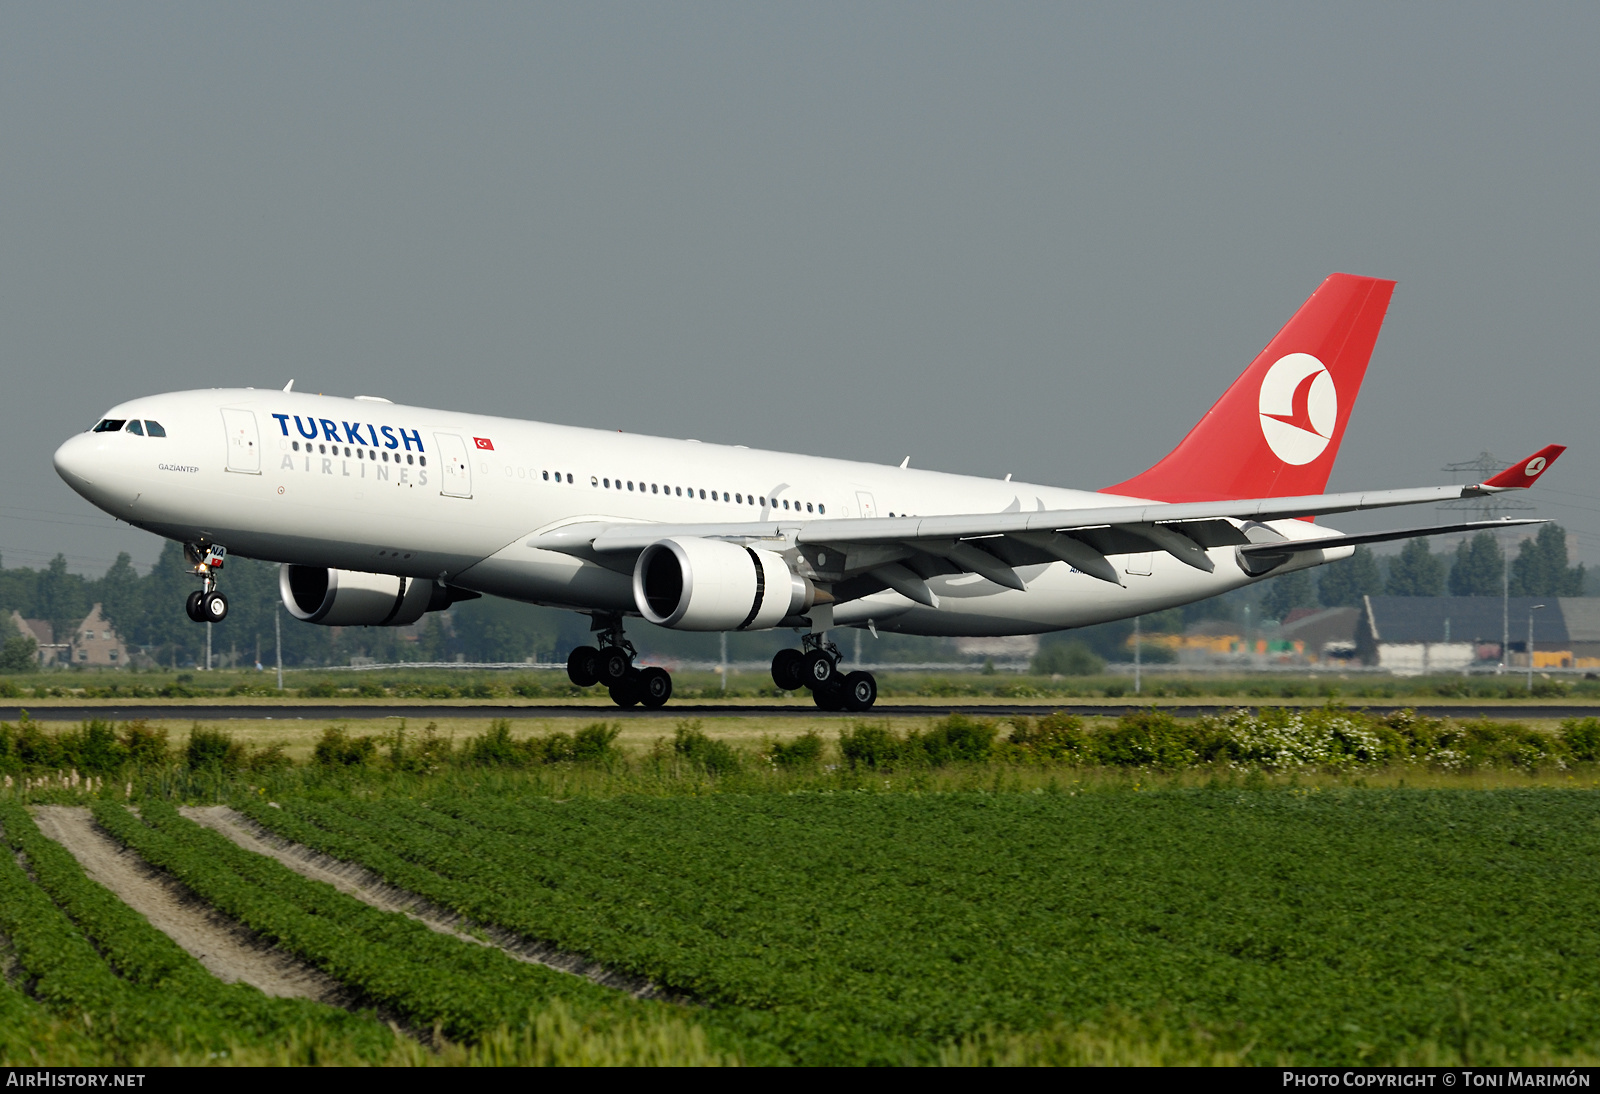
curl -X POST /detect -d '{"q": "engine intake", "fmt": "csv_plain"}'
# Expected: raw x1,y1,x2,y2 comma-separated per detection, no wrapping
633,538,814,631
280,565,468,626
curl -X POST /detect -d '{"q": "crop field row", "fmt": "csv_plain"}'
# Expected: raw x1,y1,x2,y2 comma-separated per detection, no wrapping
236,785,1600,1065
0,798,737,1065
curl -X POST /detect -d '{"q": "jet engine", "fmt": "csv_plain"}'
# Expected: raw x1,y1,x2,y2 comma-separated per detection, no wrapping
279,565,469,626
633,538,815,631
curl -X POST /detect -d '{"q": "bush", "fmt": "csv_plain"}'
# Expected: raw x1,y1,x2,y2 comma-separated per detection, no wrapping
1008,713,1087,761
118,721,170,767
910,714,997,765
1560,717,1600,762
388,721,454,773
571,722,621,762
299,680,341,698
463,719,521,767
312,726,377,767
186,726,247,772
1094,709,1203,769
673,722,740,775
767,731,825,769
1031,641,1104,676
838,723,905,770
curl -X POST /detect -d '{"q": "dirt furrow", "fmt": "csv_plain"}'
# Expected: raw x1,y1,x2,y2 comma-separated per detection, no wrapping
181,805,674,1001
30,806,349,1002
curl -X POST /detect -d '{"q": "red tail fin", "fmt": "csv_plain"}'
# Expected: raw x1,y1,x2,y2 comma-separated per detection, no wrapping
1103,273,1395,502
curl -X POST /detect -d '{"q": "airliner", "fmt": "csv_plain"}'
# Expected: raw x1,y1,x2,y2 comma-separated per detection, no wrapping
52,273,1562,710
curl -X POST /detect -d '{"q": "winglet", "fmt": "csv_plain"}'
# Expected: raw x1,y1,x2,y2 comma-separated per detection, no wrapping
1482,444,1566,489
283,379,295,393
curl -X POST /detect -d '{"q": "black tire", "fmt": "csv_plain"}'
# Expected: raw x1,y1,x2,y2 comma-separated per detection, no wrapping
185,591,206,623
813,678,847,711
639,667,673,708
803,649,836,690
609,670,641,708
599,648,631,684
567,645,602,687
841,671,877,712
202,591,229,622
771,648,804,691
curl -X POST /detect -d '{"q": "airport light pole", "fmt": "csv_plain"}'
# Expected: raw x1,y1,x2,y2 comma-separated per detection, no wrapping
1526,604,1546,692
1133,615,1142,696
275,605,283,691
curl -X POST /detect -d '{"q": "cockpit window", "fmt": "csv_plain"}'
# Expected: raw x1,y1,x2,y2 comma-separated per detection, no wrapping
125,420,144,436
93,419,126,433
144,420,166,437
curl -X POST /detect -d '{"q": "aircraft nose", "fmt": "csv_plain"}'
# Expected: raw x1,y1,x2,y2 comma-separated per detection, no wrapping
53,432,100,493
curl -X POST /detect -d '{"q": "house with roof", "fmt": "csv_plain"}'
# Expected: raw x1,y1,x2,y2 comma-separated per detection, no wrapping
8,605,129,667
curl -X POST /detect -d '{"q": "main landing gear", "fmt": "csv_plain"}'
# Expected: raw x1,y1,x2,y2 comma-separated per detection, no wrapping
182,544,230,623
771,632,877,712
566,616,672,709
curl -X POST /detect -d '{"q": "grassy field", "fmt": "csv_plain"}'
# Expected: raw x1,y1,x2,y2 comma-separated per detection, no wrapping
4,708,1600,1065
3,664,1598,704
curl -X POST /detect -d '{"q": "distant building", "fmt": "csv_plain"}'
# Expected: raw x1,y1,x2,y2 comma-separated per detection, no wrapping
1357,596,1599,674
8,605,129,667
1278,607,1362,662
69,604,129,667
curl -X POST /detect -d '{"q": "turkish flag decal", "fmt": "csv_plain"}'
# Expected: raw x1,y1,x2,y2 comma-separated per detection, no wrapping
473,437,494,450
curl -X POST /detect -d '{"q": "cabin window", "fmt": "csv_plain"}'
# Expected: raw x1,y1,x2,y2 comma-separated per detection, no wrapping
806,503,814,512
145,420,166,437
627,481,634,491
125,420,144,436
818,504,826,513
675,486,682,496
319,444,327,454
406,454,414,465
543,471,550,480
292,441,300,451
93,419,126,433
420,457,427,467
651,483,658,494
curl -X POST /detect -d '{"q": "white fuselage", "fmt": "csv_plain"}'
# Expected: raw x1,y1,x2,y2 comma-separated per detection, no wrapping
53,388,1343,637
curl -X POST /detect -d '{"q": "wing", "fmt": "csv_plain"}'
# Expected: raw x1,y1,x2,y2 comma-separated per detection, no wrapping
526,446,1563,604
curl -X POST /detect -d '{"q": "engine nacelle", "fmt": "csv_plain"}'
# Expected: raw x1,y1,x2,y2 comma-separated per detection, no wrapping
633,538,814,631
280,565,460,627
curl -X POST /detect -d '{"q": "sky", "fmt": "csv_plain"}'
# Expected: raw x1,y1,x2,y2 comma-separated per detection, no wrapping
2,3,1597,577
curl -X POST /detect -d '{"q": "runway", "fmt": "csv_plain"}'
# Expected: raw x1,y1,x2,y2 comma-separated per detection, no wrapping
4,702,1597,722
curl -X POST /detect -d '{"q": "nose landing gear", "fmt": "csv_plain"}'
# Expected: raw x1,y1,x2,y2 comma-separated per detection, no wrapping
566,616,673,709
182,544,230,623
772,630,877,711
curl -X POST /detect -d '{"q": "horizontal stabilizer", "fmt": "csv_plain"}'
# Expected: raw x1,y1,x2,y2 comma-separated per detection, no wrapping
1237,518,1545,560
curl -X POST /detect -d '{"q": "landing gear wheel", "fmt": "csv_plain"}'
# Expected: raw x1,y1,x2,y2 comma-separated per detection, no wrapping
609,669,643,708
841,671,877,712
639,667,673,708
567,646,602,687
803,649,837,690
202,591,229,622
599,648,632,685
771,648,805,691
813,678,848,711
185,591,206,622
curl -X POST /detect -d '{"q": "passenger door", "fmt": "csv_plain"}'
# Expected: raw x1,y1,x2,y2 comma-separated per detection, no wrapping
434,433,472,498
856,491,878,519
221,409,260,474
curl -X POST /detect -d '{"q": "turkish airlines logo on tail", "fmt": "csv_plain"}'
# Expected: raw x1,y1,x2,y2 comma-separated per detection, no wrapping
1525,456,1547,477
1258,353,1337,466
